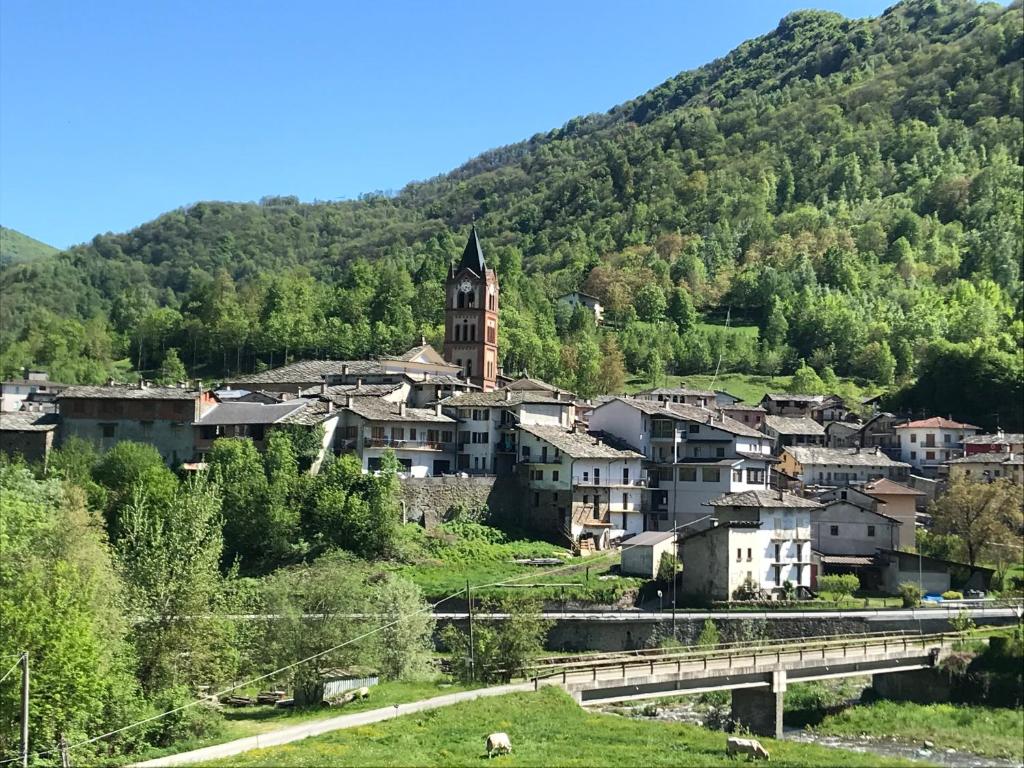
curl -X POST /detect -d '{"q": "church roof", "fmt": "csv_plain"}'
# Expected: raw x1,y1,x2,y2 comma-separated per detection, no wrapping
456,225,486,276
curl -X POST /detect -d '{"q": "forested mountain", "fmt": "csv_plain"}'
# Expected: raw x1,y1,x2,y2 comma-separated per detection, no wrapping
0,226,58,267
1,0,1021,425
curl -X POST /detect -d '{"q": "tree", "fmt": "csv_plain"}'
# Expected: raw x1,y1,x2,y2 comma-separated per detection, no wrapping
657,550,678,584
158,347,187,384
817,573,859,603
0,466,146,760
696,618,719,649
790,360,826,394
634,284,667,322
595,335,627,394
929,478,1022,565
206,438,270,570
853,340,896,385
667,286,698,333
367,574,436,681
116,476,236,694
92,441,177,539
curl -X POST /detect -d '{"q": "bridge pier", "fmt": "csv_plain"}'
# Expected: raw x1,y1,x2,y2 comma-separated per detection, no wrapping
730,670,785,739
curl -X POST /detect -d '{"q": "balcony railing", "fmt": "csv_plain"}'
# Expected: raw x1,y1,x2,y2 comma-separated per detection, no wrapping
363,437,452,451
769,527,812,541
572,476,649,488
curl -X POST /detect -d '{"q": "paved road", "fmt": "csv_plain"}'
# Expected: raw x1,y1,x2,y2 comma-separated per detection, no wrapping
129,682,533,767
434,606,1021,622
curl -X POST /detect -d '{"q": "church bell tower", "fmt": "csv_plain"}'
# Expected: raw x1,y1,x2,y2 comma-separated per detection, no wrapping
443,226,499,391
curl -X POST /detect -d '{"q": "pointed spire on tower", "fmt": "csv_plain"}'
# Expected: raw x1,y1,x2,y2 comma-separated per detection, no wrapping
457,224,486,275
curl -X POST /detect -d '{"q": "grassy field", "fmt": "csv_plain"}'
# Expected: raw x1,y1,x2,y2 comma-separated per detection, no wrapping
203,687,921,767
390,523,645,604
119,680,479,765
0,225,59,265
625,371,881,405
813,700,1024,760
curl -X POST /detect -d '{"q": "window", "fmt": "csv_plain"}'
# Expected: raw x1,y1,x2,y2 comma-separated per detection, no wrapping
701,468,721,483
583,470,589,482
101,423,116,438
521,445,531,459
716,447,725,458
926,450,935,460
910,450,917,460
622,492,629,508
910,433,917,443
733,469,743,483
552,470,559,482
679,467,697,482
688,423,699,434
530,469,543,481
867,525,876,537
392,427,405,441
409,428,417,441
747,468,766,484
472,432,489,444
441,430,453,442
472,409,487,421
736,548,742,563
943,433,951,443
583,495,589,505
140,420,153,437
747,548,752,562
830,525,839,536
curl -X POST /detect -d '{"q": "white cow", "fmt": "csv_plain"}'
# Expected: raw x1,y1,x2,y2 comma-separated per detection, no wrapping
485,732,512,758
726,737,770,761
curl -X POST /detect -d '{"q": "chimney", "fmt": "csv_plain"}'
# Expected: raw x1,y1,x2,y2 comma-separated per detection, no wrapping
435,402,442,417
345,394,353,408
874,446,880,455
356,378,363,388
777,489,784,502
195,380,203,393
398,402,407,417
321,379,328,396
341,364,349,376
420,334,427,346
327,400,335,413
505,388,512,401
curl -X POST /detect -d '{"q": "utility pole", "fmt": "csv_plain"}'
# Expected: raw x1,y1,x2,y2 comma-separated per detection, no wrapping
20,651,29,768
466,581,475,683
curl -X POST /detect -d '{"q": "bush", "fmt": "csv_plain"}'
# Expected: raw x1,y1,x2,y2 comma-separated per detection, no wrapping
942,590,964,600
899,582,922,608
818,573,860,602
657,550,678,584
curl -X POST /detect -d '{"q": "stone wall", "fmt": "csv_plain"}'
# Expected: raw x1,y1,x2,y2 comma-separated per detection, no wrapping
399,475,524,527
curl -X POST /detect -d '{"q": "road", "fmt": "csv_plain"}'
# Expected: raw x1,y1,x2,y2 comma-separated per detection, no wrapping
129,682,533,767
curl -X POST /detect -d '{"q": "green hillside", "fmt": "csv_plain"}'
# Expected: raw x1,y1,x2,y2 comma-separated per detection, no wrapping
0,0,1021,426
0,226,58,266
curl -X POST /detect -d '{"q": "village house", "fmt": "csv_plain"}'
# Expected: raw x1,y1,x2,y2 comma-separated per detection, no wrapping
556,291,604,325
825,420,863,449
0,411,59,465
588,397,775,531
946,452,1023,484
515,423,645,548
57,384,215,465
857,411,905,457
1,370,68,412
335,396,457,478
760,393,848,423
962,431,1024,455
779,445,911,488
895,417,980,476
811,499,902,589
717,402,766,430
619,531,677,578
635,386,715,408
678,521,764,601
762,415,825,451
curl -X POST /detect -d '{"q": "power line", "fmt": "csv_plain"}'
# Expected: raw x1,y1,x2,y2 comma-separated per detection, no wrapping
3,523,697,765
0,657,22,686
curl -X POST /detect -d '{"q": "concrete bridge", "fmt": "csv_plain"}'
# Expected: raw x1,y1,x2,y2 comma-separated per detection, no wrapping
533,631,966,737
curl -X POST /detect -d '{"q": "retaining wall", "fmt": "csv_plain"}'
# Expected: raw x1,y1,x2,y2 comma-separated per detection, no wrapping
399,475,523,527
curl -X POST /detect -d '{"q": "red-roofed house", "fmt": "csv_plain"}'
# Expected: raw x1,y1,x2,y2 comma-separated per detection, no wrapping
895,417,980,476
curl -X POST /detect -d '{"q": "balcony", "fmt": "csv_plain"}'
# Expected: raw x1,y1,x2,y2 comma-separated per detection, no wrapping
573,476,649,488
363,437,452,452
769,527,812,541
521,454,564,465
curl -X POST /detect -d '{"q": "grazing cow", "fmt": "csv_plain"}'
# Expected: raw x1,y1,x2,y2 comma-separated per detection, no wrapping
726,737,770,761
356,686,370,700
485,732,512,758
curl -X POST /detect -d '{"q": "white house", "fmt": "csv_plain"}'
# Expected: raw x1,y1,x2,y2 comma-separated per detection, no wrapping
706,489,821,595
556,291,604,324
589,397,775,530
635,387,715,408
894,417,980,476
335,396,457,478
811,499,902,556
516,423,646,548
441,386,575,475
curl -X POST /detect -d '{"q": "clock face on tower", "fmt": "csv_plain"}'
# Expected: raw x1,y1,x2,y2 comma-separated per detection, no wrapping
458,278,473,294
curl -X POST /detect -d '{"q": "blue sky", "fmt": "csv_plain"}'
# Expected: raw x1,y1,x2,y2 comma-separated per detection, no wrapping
1,0,892,249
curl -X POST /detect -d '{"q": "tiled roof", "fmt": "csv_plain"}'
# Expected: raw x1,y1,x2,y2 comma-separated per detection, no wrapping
59,385,199,400
196,400,309,426
0,411,59,432
862,478,925,495
784,446,910,468
518,424,643,460
896,417,980,430
345,397,454,423
764,415,826,435
707,490,823,508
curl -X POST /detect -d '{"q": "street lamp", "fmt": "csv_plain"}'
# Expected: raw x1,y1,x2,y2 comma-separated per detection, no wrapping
657,589,664,612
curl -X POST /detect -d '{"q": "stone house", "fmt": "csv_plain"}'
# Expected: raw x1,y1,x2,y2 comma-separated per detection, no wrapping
962,431,1024,456
634,387,715,408
717,402,766,431
0,411,58,465
779,446,911,488
679,521,764,602
763,415,825,451
946,452,1023,484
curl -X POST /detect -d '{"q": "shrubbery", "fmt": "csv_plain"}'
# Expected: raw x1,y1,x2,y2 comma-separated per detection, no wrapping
899,582,922,608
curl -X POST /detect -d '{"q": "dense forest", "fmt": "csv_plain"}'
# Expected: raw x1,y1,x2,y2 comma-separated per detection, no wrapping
1,0,1021,426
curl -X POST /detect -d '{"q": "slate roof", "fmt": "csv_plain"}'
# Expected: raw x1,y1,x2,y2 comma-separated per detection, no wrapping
504,375,560,392
298,383,405,399
763,393,829,404
720,403,766,412
278,399,337,426
637,386,716,398
947,452,1022,465
517,424,643,460
457,225,486,275
624,531,676,546
764,415,826,436
707,490,823,508
862,478,925,496
440,390,570,407
227,359,386,385
0,411,59,431
344,397,455,423
59,385,199,400
963,433,1024,445
599,397,766,439
196,400,309,426
785,446,911,468
896,417,980,430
